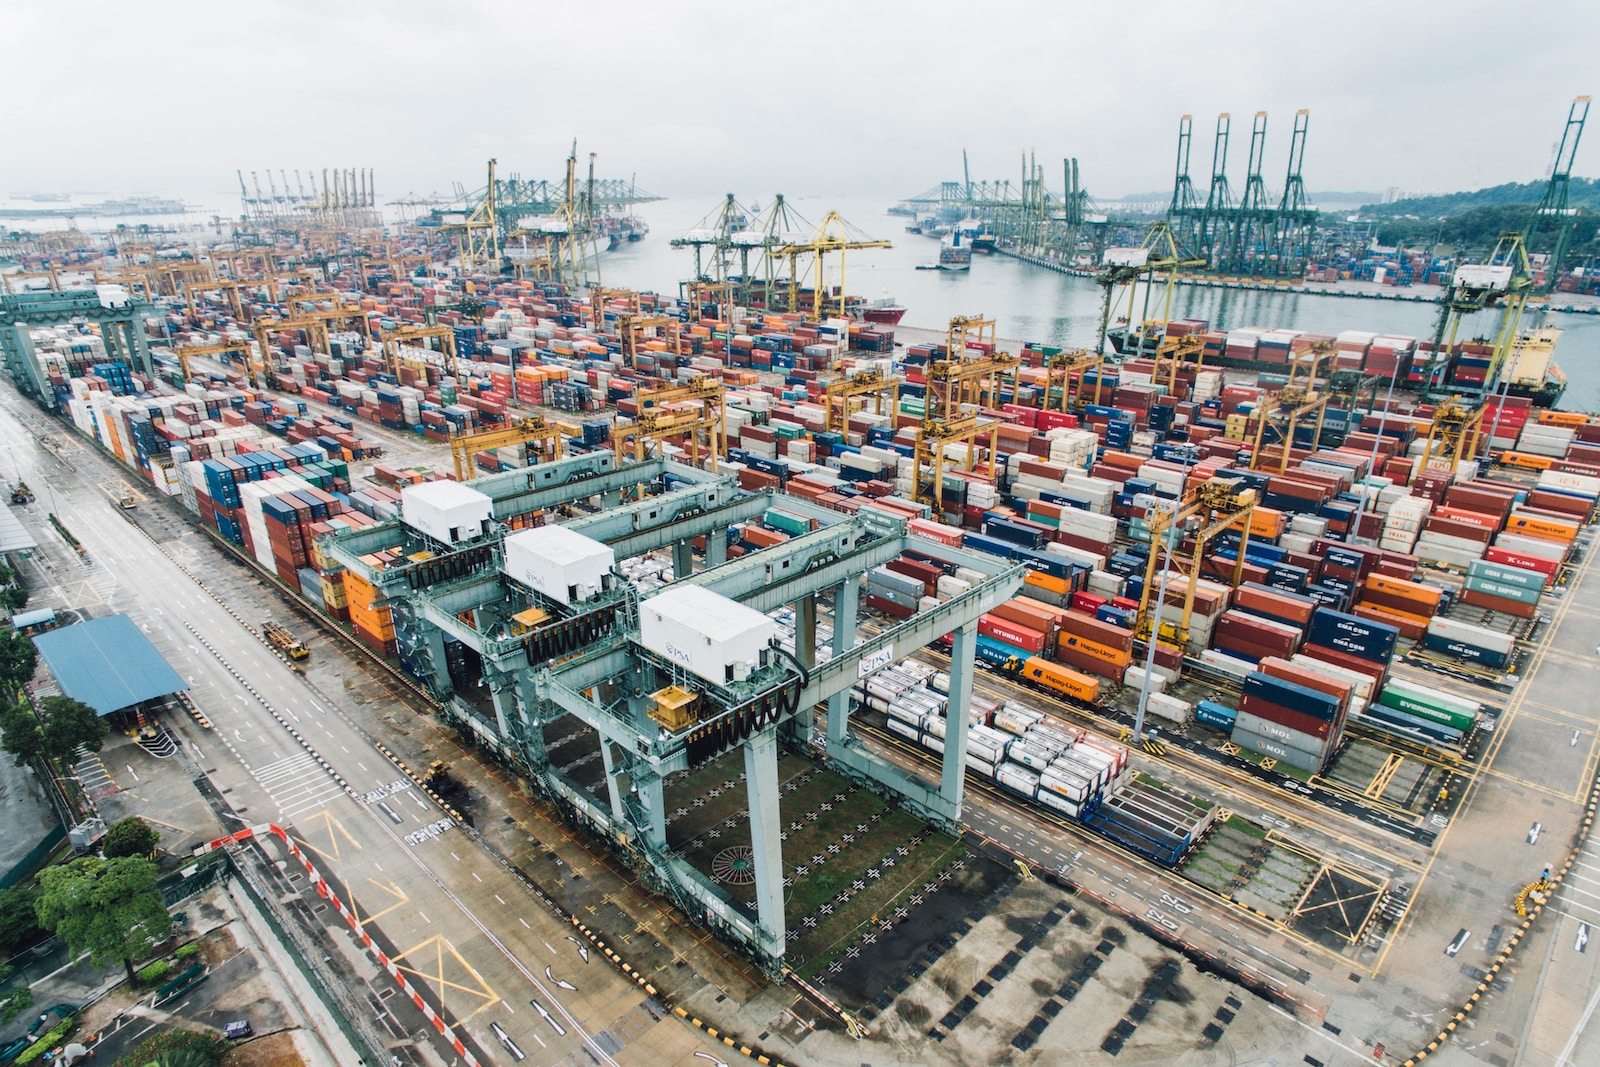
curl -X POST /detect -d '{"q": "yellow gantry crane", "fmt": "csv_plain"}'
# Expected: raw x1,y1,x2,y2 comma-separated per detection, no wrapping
381,324,458,380
166,339,261,386
439,159,502,272
616,314,683,370
615,376,727,469
824,369,899,434
1421,396,1487,476
773,211,891,319
1137,478,1257,647
1094,221,1207,357
1248,340,1336,473
450,416,570,481
1040,348,1108,413
589,287,641,331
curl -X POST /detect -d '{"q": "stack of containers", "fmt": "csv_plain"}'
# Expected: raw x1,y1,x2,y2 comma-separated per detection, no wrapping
1365,677,1480,749
1054,607,1135,681
1232,665,1346,773
866,564,924,619
1354,574,1445,638
1380,495,1429,552
1299,607,1400,696
1459,559,1542,618
1515,419,1577,458
1424,616,1516,668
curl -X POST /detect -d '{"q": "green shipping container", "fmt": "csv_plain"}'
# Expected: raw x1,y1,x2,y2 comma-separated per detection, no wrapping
1467,561,1544,593
1463,575,1541,605
1378,687,1477,733
763,508,813,536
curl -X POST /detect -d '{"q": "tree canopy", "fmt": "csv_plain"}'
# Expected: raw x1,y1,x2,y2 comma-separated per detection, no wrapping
35,856,170,983
102,817,160,860
0,628,38,694
36,696,108,764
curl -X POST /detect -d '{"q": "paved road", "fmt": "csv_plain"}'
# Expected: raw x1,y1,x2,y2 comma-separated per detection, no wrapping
0,387,741,1067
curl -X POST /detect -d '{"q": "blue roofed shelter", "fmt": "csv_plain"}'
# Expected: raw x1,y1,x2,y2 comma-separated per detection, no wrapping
32,614,187,715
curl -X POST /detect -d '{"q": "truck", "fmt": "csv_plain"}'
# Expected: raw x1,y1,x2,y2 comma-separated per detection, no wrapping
261,621,309,660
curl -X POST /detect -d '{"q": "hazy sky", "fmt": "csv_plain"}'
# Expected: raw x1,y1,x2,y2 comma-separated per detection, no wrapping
7,0,1595,207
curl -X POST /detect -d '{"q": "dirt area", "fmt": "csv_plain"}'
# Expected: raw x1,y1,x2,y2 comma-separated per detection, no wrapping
231,1029,306,1067
197,927,240,967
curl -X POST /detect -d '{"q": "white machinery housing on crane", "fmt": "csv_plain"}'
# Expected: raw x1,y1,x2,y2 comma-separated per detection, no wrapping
639,585,776,685
504,525,615,606
401,482,494,545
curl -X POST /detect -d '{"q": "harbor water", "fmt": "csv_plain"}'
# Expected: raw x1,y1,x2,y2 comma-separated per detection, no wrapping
604,195,1600,411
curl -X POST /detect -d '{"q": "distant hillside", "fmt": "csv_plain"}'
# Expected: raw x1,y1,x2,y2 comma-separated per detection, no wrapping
1356,177,1600,258
1359,177,1600,218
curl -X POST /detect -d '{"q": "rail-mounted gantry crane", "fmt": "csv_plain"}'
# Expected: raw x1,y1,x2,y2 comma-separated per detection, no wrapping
449,416,572,480
824,369,899,435
381,323,458,380
614,376,727,470
1135,477,1257,648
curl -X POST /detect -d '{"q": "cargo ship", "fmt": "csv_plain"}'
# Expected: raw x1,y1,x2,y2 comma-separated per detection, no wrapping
861,297,908,325
1107,319,1568,408
939,233,973,271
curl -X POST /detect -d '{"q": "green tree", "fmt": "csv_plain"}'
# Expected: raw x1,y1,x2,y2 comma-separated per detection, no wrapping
0,628,38,693
0,703,43,766
36,696,107,765
0,884,42,953
35,856,170,984
112,1028,231,1067
102,817,160,860
0,963,31,1024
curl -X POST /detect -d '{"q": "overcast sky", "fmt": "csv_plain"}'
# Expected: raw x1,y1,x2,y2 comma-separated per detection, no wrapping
7,0,1594,207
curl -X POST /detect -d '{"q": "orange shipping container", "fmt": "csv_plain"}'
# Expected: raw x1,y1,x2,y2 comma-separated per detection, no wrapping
1055,632,1134,671
1503,513,1578,543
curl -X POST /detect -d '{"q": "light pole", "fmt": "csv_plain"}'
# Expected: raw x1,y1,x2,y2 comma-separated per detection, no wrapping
1132,447,1196,743
1354,365,1401,541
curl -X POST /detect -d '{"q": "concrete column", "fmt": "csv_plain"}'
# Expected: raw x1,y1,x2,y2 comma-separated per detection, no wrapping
513,675,550,773
633,766,668,850
672,539,694,580
420,626,452,702
942,621,976,810
706,526,727,568
794,594,817,669
826,577,860,746
486,674,516,741
598,740,628,825
743,726,786,959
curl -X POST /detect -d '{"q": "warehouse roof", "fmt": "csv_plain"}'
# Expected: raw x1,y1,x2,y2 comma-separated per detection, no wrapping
32,614,187,715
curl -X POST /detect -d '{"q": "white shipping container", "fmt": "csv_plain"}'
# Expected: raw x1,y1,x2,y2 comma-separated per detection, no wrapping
1145,692,1192,724
1035,789,1082,819
1425,616,1516,656
995,764,1041,798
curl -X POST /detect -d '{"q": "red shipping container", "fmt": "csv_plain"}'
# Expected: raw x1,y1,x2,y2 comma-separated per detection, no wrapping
1458,586,1538,619
1258,657,1354,713
1239,695,1334,739
991,600,1061,637
1300,643,1389,689
979,615,1049,654
1071,592,1108,615
1057,610,1136,652
1482,547,1557,584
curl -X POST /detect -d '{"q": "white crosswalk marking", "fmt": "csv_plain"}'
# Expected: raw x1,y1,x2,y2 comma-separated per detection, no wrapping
250,751,344,817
